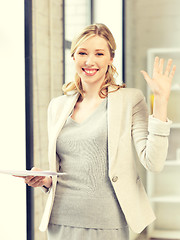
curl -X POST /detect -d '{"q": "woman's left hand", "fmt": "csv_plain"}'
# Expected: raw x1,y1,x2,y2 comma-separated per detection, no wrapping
140,56,176,101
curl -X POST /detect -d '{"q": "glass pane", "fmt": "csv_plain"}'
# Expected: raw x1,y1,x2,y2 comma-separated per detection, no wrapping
64,0,91,84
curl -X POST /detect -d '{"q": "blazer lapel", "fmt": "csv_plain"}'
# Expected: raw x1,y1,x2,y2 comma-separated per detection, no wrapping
54,93,80,138
108,87,124,172
49,92,80,171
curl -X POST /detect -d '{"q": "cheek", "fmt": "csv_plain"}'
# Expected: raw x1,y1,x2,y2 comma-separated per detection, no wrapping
75,61,82,68
74,61,83,74
74,57,84,66
99,60,110,70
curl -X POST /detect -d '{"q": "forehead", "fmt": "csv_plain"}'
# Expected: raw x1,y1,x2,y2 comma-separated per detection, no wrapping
77,35,109,50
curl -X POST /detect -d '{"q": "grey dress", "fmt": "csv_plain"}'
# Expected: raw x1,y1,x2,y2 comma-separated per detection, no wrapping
48,97,129,240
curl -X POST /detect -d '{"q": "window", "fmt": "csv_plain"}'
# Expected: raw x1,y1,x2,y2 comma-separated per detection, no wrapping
63,0,93,84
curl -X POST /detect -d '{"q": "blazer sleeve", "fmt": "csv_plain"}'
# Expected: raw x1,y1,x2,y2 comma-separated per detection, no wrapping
47,98,56,139
131,90,172,172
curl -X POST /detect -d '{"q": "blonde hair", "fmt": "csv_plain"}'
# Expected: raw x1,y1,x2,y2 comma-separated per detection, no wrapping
62,23,125,98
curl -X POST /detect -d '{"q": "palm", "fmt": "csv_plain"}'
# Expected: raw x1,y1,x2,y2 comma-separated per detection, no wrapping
141,56,176,101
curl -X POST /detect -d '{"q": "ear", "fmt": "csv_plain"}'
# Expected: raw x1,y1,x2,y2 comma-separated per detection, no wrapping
109,57,113,65
71,53,75,61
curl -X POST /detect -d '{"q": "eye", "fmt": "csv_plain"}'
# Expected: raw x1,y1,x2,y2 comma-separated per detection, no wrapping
96,53,104,56
78,52,87,55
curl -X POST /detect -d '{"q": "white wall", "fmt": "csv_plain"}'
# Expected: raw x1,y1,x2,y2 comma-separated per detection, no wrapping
0,1,26,239
94,0,123,84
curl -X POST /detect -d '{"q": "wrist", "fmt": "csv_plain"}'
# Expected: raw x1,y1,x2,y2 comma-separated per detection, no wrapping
153,97,168,122
153,96,168,110
43,176,52,189
154,94,169,104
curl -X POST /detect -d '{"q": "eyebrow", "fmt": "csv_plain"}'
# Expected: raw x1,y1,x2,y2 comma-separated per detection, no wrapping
78,48,87,51
95,49,105,52
78,48,105,52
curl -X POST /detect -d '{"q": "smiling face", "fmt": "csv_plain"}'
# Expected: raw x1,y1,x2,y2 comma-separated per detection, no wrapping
73,35,113,88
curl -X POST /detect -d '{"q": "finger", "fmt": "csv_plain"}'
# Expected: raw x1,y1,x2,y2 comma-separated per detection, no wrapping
26,176,45,185
13,175,26,178
27,179,44,188
31,167,41,171
24,176,36,184
25,174,44,184
31,178,45,187
169,65,176,80
164,58,173,76
140,70,152,84
153,56,159,76
159,58,164,74
31,180,44,188
24,176,34,182
32,176,45,185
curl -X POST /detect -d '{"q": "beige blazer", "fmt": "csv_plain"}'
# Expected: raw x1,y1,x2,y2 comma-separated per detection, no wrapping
39,87,172,233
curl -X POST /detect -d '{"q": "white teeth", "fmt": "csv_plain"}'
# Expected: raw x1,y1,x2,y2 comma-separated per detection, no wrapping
84,69,97,74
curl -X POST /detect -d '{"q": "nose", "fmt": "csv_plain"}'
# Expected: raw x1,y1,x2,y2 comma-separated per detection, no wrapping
85,54,94,66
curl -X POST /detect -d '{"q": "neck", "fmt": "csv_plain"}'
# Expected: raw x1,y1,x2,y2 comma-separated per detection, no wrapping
81,80,105,101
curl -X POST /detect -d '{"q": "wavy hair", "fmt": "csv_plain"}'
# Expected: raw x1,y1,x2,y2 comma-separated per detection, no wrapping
62,23,125,98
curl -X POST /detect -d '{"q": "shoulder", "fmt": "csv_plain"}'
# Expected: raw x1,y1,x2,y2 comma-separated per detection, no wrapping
111,87,145,104
50,94,68,106
50,90,79,106
48,95,66,112
48,92,79,114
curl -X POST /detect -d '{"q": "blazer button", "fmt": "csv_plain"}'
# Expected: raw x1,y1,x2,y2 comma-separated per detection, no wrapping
112,176,118,182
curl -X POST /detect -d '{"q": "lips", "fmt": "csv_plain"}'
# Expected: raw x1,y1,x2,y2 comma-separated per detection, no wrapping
82,68,98,76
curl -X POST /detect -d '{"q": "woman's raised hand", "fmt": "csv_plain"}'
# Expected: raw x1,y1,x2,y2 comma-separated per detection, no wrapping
140,56,176,101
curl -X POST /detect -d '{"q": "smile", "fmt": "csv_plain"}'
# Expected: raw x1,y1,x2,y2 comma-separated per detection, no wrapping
82,68,99,76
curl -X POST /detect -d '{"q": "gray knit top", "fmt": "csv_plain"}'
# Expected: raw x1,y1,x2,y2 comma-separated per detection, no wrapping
49,97,127,229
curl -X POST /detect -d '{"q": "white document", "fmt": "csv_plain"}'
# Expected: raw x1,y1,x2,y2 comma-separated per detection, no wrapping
0,169,66,177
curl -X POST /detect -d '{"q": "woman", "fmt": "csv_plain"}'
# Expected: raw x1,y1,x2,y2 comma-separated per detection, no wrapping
22,23,176,239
